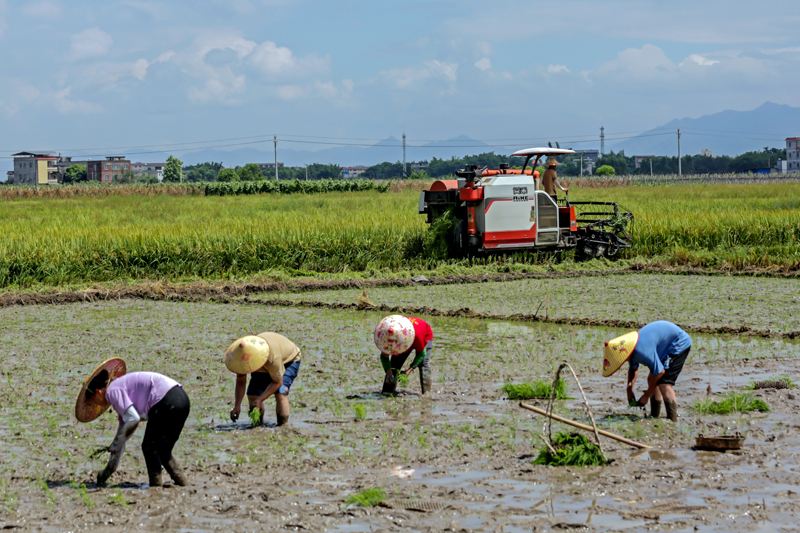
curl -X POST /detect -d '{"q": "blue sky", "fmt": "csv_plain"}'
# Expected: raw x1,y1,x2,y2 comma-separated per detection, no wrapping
1,0,799,163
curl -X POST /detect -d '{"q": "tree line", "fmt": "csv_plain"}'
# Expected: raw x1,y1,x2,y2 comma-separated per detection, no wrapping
48,146,791,186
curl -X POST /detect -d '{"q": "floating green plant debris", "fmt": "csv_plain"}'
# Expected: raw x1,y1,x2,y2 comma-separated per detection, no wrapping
502,378,567,400
693,392,770,415
533,432,608,467
345,487,387,508
249,407,262,427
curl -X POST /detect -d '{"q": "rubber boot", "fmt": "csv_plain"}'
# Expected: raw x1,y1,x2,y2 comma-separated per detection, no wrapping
148,472,163,488
419,366,432,395
649,398,662,419
164,457,189,486
664,398,678,422
382,372,397,395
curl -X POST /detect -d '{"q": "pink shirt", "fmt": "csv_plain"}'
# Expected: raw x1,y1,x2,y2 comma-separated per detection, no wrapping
105,372,180,421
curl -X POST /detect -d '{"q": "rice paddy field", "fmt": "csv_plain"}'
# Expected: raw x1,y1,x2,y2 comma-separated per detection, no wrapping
1,272,800,531
1,182,799,290
1,182,800,531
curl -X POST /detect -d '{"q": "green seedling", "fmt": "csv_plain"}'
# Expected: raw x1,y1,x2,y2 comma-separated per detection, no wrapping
108,489,129,509
249,407,262,427
397,373,410,388
502,378,568,400
534,432,608,467
354,404,367,421
69,482,94,509
693,392,770,415
38,479,56,509
345,487,387,508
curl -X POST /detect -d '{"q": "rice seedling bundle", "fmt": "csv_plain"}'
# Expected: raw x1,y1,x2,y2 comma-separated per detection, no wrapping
533,432,607,467
692,392,770,415
502,378,568,400
344,487,387,507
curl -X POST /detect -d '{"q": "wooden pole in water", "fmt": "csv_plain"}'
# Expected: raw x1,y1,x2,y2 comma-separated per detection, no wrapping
519,402,651,449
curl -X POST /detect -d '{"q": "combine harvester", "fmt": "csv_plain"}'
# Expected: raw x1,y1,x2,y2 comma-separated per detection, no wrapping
418,148,633,260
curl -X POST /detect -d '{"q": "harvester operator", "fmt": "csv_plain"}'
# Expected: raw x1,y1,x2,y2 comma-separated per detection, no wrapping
542,157,568,199
76,359,191,487
601,321,692,422
374,315,434,395
225,332,301,427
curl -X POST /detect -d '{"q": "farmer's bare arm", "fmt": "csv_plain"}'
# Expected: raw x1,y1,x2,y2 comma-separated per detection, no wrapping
639,371,666,405
255,381,282,412
98,407,140,485
626,367,638,403
230,374,247,421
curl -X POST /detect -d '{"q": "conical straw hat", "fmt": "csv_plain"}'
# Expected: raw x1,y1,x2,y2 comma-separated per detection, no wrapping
75,358,127,422
602,331,639,377
224,335,270,374
374,315,415,356
546,158,561,166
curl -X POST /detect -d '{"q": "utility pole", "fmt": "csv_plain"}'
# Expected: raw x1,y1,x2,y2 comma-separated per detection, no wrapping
402,132,407,176
600,126,605,155
305,165,308,181
677,128,681,176
649,158,653,176
274,135,279,182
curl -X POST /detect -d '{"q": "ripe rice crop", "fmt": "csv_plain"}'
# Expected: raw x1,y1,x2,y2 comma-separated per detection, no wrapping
204,179,389,195
0,183,798,289
0,183,204,200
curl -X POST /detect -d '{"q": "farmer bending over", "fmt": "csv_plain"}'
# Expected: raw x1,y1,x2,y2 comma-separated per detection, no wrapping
76,359,190,487
226,332,301,426
602,320,692,422
375,315,434,395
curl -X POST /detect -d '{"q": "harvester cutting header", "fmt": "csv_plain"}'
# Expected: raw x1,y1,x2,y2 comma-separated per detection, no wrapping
418,147,633,260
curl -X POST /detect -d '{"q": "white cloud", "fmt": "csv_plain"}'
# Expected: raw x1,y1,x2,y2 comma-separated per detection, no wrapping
426,60,458,82
130,59,149,80
759,47,800,56
546,64,570,73
48,87,102,113
594,44,676,79
342,79,354,92
21,0,62,17
276,85,303,100
383,60,458,88
69,27,113,61
685,54,719,67
315,81,337,99
475,58,492,71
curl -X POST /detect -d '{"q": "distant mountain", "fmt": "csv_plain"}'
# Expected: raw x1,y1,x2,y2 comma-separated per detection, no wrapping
178,135,495,167
610,102,800,156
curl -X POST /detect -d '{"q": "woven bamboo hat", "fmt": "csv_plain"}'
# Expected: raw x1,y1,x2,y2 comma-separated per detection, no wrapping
224,335,270,374
374,315,415,356
602,331,639,377
75,358,127,423
546,158,561,166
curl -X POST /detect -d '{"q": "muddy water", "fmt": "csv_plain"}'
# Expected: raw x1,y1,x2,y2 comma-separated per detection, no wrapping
0,293,799,531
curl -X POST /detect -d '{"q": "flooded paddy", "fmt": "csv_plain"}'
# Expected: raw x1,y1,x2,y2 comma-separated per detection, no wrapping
1,276,799,531
263,273,800,334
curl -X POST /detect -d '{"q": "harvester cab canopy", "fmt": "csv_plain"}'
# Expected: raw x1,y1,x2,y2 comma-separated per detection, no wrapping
511,147,576,173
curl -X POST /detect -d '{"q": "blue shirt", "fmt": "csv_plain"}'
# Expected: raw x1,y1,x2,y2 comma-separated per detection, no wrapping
629,321,692,375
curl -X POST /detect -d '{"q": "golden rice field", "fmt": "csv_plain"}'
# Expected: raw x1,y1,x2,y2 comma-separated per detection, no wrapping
0,183,798,289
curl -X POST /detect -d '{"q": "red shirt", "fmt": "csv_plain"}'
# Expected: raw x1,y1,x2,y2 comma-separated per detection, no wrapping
408,317,433,352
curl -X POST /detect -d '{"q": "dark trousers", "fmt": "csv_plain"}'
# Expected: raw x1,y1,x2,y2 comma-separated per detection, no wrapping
142,386,190,478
